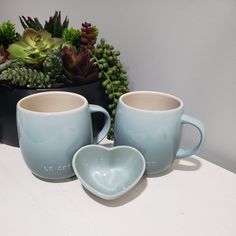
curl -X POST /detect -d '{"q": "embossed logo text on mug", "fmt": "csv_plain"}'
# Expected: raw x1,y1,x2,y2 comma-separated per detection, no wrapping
43,164,72,172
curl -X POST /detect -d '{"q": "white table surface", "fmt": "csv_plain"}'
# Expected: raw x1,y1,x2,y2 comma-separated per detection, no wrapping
0,140,235,236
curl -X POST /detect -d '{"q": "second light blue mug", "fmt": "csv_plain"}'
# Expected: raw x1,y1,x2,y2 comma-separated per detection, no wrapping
17,91,110,180
114,91,206,175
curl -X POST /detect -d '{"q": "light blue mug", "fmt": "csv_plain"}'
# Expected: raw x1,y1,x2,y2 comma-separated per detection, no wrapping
114,91,206,175
17,91,110,180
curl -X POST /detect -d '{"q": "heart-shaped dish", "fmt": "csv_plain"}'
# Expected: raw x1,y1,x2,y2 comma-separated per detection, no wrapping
72,145,145,200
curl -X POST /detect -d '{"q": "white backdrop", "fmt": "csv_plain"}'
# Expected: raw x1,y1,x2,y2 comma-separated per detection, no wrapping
0,0,235,172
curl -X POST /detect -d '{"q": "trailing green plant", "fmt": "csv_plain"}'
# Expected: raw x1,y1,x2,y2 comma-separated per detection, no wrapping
0,63,51,88
8,28,64,64
0,21,20,49
92,38,129,139
19,11,69,37
63,27,81,51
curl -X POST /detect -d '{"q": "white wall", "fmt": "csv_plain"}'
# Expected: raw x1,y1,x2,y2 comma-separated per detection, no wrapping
1,0,235,172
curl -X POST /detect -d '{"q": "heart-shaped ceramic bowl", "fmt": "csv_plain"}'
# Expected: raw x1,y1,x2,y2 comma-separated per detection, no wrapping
72,145,145,200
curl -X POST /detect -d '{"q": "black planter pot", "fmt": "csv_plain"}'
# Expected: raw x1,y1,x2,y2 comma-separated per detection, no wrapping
0,80,109,147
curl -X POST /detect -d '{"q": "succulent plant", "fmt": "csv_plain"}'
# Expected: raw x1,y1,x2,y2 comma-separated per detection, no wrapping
63,27,81,51
0,14,130,140
44,11,69,37
19,16,43,31
7,28,63,64
43,48,64,82
92,38,129,139
0,64,51,88
80,22,98,50
0,21,20,49
0,45,12,72
19,11,69,38
61,46,98,85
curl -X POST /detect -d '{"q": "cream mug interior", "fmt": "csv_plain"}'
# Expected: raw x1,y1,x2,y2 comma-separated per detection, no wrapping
19,92,86,113
121,92,182,111
114,91,205,175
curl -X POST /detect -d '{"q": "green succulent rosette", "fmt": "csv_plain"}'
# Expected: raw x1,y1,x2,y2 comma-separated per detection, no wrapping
8,28,64,64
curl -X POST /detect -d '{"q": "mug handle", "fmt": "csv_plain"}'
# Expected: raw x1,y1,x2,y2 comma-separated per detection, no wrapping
176,114,206,159
89,105,111,144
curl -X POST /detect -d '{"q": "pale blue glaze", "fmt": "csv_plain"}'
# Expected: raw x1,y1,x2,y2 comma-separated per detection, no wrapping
17,92,110,180
114,91,206,175
72,145,145,200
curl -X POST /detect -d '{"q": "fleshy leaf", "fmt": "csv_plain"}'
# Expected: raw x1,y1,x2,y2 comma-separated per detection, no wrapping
8,43,29,59
61,46,98,84
23,28,39,47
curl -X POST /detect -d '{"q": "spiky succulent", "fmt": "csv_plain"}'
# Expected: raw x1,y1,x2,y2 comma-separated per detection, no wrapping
0,65,51,88
0,21,20,49
44,11,69,37
61,46,98,85
19,11,69,38
19,16,43,31
8,28,63,64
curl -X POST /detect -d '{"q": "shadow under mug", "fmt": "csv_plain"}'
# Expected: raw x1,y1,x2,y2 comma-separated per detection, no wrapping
17,91,110,180
114,91,206,175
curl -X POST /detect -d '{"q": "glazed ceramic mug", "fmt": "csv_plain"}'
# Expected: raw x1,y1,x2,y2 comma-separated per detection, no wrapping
17,91,110,180
114,91,206,175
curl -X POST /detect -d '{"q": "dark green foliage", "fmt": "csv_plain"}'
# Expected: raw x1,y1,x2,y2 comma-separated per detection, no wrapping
43,48,64,81
19,16,44,30
63,27,81,51
0,62,51,88
0,21,20,49
92,38,129,139
19,11,69,37
44,11,69,37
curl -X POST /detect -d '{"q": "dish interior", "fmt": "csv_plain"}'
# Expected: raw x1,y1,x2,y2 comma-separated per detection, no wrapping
73,146,145,197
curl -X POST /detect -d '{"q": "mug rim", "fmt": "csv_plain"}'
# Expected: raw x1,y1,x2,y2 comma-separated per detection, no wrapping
17,91,88,115
119,91,184,112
